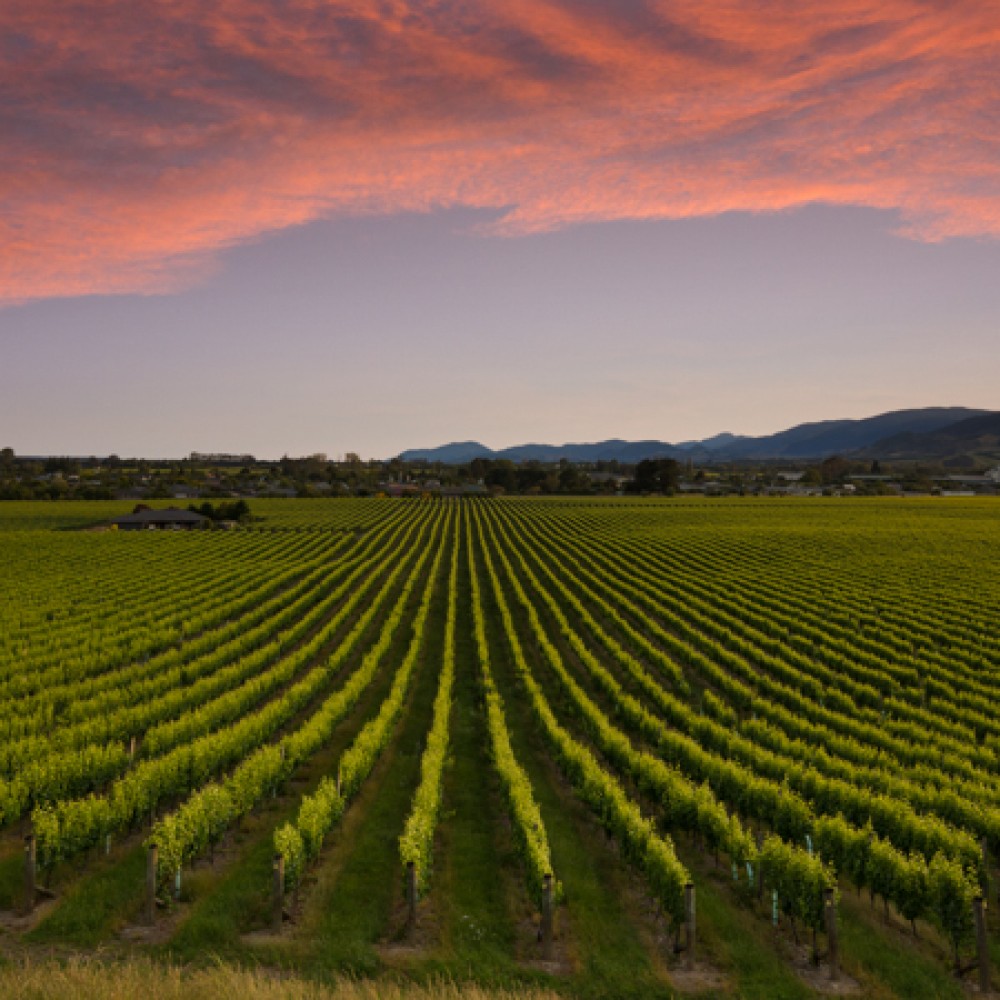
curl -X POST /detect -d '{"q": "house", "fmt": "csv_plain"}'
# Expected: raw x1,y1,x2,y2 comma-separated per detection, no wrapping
112,507,208,531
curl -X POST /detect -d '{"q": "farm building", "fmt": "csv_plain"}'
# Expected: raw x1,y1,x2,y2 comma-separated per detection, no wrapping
111,508,208,530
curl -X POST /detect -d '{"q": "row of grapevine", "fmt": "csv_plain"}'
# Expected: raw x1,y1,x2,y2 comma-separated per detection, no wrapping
2,527,354,740
275,509,453,893
0,527,322,700
1,534,380,818
398,511,460,894
151,511,450,884
31,510,445,866
478,504,838,933
593,516,999,767
464,513,558,909
509,506,995,859
469,506,690,930
2,507,415,743
493,501,990,945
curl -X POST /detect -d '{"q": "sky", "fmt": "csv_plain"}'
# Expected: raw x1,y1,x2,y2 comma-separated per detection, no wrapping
1,1,998,459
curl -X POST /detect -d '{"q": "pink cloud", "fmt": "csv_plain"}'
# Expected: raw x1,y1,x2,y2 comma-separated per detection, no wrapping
1,0,998,304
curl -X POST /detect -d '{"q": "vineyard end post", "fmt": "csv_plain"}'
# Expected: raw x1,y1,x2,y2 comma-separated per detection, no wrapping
540,873,554,958
272,853,285,932
684,882,696,970
145,843,158,926
974,896,990,995
23,833,36,915
981,836,991,903
824,888,839,982
756,834,765,904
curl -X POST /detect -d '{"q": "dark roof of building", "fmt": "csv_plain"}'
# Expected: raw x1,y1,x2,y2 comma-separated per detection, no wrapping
113,507,207,525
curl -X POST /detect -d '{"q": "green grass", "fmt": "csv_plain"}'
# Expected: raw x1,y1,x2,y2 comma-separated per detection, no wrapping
425,545,519,981
298,564,448,976
164,608,412,962
27,841,147,947
0,850,23,911
479,557,676,1000
676,853,812,1000
837,890,965,1000
23,542,427,955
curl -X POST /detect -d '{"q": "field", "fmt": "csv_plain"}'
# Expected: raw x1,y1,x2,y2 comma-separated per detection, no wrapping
1,496,999,999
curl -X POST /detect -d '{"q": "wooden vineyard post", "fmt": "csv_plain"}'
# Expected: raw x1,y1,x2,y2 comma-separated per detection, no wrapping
406,861,417,934
145,843,158,925
23,833,36,915
824,888,839,982
272,854,285,932
974,896,990,995
540,873,554,958
684,882,696,970
982,837,992,905
756,834,765,904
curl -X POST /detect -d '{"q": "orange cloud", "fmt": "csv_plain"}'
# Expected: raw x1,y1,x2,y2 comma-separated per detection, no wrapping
2,0,998,303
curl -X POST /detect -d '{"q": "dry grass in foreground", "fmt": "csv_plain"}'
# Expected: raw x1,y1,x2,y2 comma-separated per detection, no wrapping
0,957,563,1000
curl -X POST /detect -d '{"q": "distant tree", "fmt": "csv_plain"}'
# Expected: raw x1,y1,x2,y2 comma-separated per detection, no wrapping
517,466,547,492
484,460,517,493
191,499,252,523
820,455,850,484
44,455,79,474
470,457,492,482
558,465,584,492
0,447,14,471
633,458,680,494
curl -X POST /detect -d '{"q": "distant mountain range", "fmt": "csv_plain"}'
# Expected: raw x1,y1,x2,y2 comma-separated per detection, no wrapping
855,412,1000,465
399,407,997,465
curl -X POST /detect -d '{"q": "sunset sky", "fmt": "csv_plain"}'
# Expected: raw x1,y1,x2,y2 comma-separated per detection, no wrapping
2,1,998,458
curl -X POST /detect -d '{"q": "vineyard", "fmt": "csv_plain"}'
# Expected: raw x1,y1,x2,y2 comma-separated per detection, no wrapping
1,497,999,1000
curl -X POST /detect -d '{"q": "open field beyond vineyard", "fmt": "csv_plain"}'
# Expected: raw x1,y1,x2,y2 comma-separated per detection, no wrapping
1,496,999,1000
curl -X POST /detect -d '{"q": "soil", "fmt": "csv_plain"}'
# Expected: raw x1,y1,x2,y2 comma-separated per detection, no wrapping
0,896,60,936
788,942,861,996
117,900,188,946
668,963,730,994
515,912,574,977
